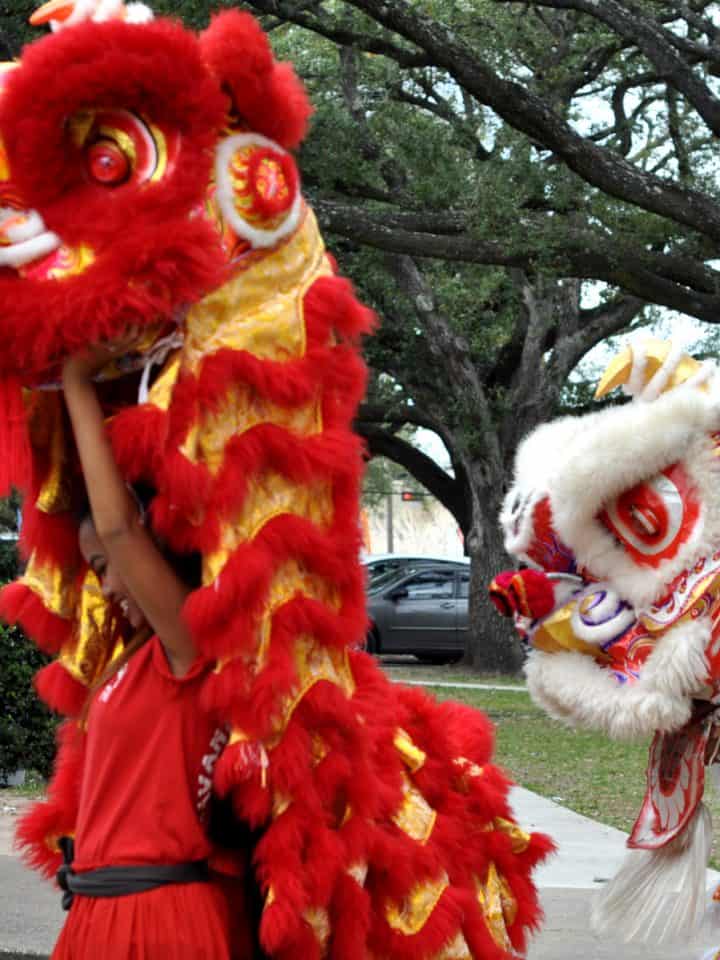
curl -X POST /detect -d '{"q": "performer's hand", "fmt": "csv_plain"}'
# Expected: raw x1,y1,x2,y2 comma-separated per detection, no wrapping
489,568,556,621
62,326,142,381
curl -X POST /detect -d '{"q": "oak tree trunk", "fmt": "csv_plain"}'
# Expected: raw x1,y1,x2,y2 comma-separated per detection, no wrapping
462,484,524,674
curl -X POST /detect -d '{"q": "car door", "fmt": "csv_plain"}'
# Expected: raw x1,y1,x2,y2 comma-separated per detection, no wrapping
384,567,457,654
455,570,470,655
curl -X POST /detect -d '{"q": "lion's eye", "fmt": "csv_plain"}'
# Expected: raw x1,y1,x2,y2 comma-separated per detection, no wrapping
85,139,131,186
71,107,171,188
628,504,661,537
598,462,699,566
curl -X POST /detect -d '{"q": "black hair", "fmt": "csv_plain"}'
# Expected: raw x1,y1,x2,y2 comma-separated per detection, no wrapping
77,483,202,590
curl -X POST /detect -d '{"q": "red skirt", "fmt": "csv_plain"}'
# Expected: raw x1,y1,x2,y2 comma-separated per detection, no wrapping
51,878,252,960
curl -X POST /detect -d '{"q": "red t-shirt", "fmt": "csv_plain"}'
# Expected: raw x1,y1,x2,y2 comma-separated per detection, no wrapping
73,637,228,873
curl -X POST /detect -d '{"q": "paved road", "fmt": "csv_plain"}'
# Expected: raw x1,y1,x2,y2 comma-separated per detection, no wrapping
0,855,61,958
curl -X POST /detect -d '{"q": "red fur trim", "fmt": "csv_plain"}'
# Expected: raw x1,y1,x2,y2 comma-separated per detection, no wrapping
256,806,311,950
157,448,213,516
19,507,80,568
0,221,227,382
328,874,372,960
399,693,495,769
34,661,87,717
230,776,272,830
14,800,64,879
196,347,321,411
304,275,376,342
211,426,364,519
0,582,71,654
201,658,251,717
369,886,469,960
214,739,266,797
162,367,200,449
320,345,369,428
16,721,85,878
148,453,219,555
200,11,312,150
260,62,314,151
0,377,31,494
108,403,168,484
184,510,365,658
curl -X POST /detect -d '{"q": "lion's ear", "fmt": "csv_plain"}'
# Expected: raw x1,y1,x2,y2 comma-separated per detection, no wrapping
199,10,313,150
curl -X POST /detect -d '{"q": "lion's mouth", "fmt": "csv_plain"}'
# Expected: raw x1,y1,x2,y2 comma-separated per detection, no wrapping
0,206,61,269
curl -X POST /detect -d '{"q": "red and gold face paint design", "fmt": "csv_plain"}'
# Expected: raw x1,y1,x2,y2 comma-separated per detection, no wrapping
599,463,700,567
229,142,298,227
524,496,577,573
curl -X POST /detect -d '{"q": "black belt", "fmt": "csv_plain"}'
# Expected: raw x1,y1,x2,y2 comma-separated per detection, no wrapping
57,837,209,911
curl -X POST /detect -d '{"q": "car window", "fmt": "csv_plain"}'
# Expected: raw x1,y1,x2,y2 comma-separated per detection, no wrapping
403,570,455,600
367,559,422,582
368,568,420,592
368,561,406,582
458,574,469,599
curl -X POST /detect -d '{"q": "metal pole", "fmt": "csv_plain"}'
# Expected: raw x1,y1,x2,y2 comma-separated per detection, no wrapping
386,490,394,553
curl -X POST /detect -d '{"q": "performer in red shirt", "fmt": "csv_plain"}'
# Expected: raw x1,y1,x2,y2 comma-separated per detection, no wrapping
50,333,252,959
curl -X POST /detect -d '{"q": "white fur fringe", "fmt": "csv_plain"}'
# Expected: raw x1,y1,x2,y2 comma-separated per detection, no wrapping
591,803,712,943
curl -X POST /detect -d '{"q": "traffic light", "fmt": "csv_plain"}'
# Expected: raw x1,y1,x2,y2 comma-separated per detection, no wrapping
401,490,417,501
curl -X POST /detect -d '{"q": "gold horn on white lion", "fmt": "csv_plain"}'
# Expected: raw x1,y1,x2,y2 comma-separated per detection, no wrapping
594,338,710,402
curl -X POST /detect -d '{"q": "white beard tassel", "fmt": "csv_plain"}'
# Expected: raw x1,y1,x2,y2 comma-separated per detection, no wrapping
591,802,712,943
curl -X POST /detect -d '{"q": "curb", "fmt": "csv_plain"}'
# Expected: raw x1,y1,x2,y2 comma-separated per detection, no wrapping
0,954,49,959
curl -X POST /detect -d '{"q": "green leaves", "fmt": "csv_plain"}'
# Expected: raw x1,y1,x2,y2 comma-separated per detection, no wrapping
0,0,37,57
0,623,55,783
0,498,55,784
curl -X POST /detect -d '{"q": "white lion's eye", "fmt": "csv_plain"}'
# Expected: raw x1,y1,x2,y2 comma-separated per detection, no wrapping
599,463,699,566
628,504,660,537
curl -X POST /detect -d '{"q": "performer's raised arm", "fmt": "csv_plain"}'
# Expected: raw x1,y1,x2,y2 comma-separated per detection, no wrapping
62,344,197,677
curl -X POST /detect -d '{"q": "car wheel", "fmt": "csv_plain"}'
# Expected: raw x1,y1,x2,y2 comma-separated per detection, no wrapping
366,627,380,655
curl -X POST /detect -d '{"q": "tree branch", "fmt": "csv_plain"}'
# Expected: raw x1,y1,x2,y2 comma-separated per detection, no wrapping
341,0,720,242
313,197,720,322
389,254,505,486
550,294,645,380
513,0,720,93
242,0,432,67
357,423,466,525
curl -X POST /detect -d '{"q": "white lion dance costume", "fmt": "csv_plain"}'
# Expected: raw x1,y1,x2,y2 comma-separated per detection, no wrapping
491,338,720,946
1,2,552,957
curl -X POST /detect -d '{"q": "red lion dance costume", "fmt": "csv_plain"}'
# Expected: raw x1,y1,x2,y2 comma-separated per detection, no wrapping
1,3,551,957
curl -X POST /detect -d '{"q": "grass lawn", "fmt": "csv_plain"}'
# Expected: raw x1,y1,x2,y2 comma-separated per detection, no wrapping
1,770,47,803
421,683,720,868
381,661,526,687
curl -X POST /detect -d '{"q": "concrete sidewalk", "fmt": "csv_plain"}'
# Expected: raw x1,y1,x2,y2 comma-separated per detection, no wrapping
509,787,720,959
2,788,720,958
